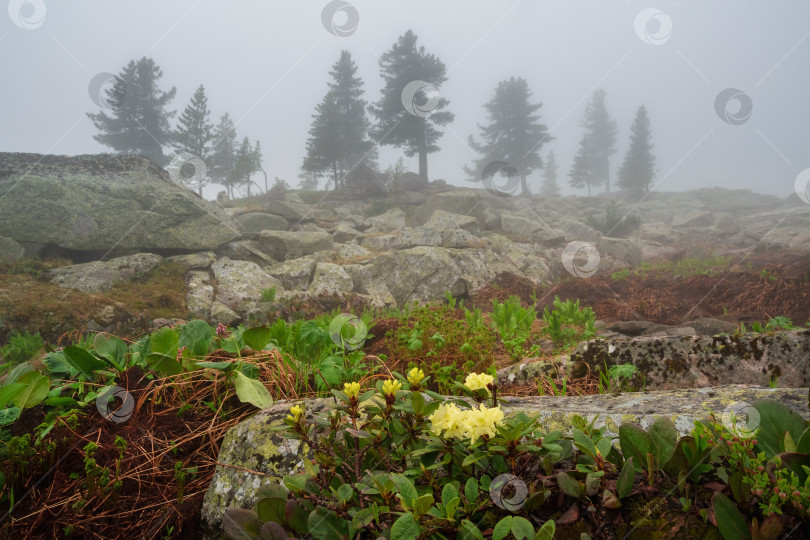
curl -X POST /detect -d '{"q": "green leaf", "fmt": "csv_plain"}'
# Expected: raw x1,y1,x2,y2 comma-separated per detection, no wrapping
146,352,183,376
391,512,421,540
335,484,354,504
43,396,79,408
779,452,810,485
0,383,27,408
307,506,348,540
752,398,807,459
179,320,213,358
232,371,274,409
556,472,581,498
258,522,288,540
712,493,751,540
648,417,677,468
255,497,286,525
282,475,307,493
391,474,418,511
619,423,650,472
465,477,478,504
797,427,810,453
415,494,434,519
223,508,261,539
617,457,635,499
441,483,459,507
444,496,460,519
12,371,50,409
535,519,556,540
196,361,234,371
42,350,72,374
0,407,21,426
150,327,179,356
492,516,512,540
285,499,309,534
93,334,127,369
573,429,598,457
63,346,107,377
511,516,535,540
596,437,612,460
243,326,272,352
458,519,485,540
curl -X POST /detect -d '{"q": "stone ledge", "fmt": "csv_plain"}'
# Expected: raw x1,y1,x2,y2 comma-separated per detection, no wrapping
200,385,808,538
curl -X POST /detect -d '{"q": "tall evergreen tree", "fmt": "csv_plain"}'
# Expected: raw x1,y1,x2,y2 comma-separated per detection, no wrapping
369,30,454,182
569,135,595,196
464,77,553,196
617,105,655,194
173,84,214,195
87,57,176,166
230,137,263,197
209,113,238,198
541,150,560,197
580,89,618,193
302,51,374,190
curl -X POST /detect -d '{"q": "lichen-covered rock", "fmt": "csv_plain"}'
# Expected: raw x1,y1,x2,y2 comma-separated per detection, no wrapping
398,227,442,248
211,258,281,307
235,212,290,234
258,231,333,261
0,235,24,261
307,262,353,296
424,210,480,233
47,253,163,293
199,386,810,538
0,153,240,252
265,258,317,291
168,251,217,270
569,329,810,389
366,207,406,232
186,270,213,319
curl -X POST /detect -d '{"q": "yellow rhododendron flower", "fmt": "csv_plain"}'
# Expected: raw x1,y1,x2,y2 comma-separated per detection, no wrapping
407,367,425,386
287,405,303,422
382,379,401,396
343,382,361,399
429,403,504,443
465,372,494,395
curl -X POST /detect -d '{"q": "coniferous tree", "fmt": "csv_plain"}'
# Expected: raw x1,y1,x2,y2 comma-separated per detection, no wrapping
87,57,176,165
230,137,263,197
541,150,560,197
464,77,553,196
580,89,618,193
369,30,454,182
569,135,595,196
303,51,375,190
617,105,655,194
173,84,214,195
209,113,238,198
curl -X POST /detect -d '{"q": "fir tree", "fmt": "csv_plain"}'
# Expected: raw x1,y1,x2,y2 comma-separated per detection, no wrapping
209,113,238,198
569,135,595,196
369,30,454,182
541,150,560,197
617,105,655,194
174,84,214,195
87,57,176,165
580,89,618,193
464,77,552,196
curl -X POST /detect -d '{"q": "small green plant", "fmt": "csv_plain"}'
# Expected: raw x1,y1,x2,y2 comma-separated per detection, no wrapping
597,362,639,394
759,268,777,282
174,461,186,503
260,286,276,302
542,296,596,348
0,330,45,365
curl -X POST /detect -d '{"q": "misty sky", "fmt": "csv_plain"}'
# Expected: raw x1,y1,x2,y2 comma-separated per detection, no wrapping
2,1,809,199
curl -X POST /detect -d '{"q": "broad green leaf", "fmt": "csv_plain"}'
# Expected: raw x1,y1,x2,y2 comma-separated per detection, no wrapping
712,493,751,540
556,471,581,498
258,521,289,540
619,423,650,473
415,494,434,519
256,497,286,525
0,383,27,408
195,361,233,371
779,452,810,485
510,516,535,540
233,371,273,409
648,417,677,468
43,396,79,408
444,496,460,519
797,427,810,453
752,398,807,459
4,362,33,385
63,346,107,377
335,484,354,504
146,352,183,376
307,506,348,540
617,457,635,499
222,508,261,539
465,477,478,504
93,334,127,369
0,407,21,426
492,516,512,540
391,512,421,540
243,326,273,352
458,519,485,540
441,483,459,507
783,431,798,453
596,437,612,460
12,371,50,409
150,327,179,356
573,429,597,457
179,319,213,358
42,350,73,375
391,474,418,511
285,499,309,533
535,519,556,540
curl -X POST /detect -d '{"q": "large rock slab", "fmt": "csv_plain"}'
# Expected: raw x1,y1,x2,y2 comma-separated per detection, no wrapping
47,253,163,293
0,153,240,252
234,212,289,234
200,386,810,538
258,231,333,261
0,236,24,262
210,258,281,307
569,329,810,389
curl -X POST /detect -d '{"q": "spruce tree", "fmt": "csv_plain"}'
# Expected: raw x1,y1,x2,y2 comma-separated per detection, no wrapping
569,135,595,196
174,84,214,195
580,89,618,193
302,50,374,190
369,30,454,182
541,150,560,197
87,57,176,166
230,137,262,197
617,105,655,194
464,77,553,196
209,113,238,198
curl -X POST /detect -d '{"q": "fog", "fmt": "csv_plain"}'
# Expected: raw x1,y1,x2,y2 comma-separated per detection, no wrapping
2,1,809,198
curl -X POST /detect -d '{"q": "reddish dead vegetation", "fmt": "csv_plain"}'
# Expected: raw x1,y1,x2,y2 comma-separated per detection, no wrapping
0,344,317,540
